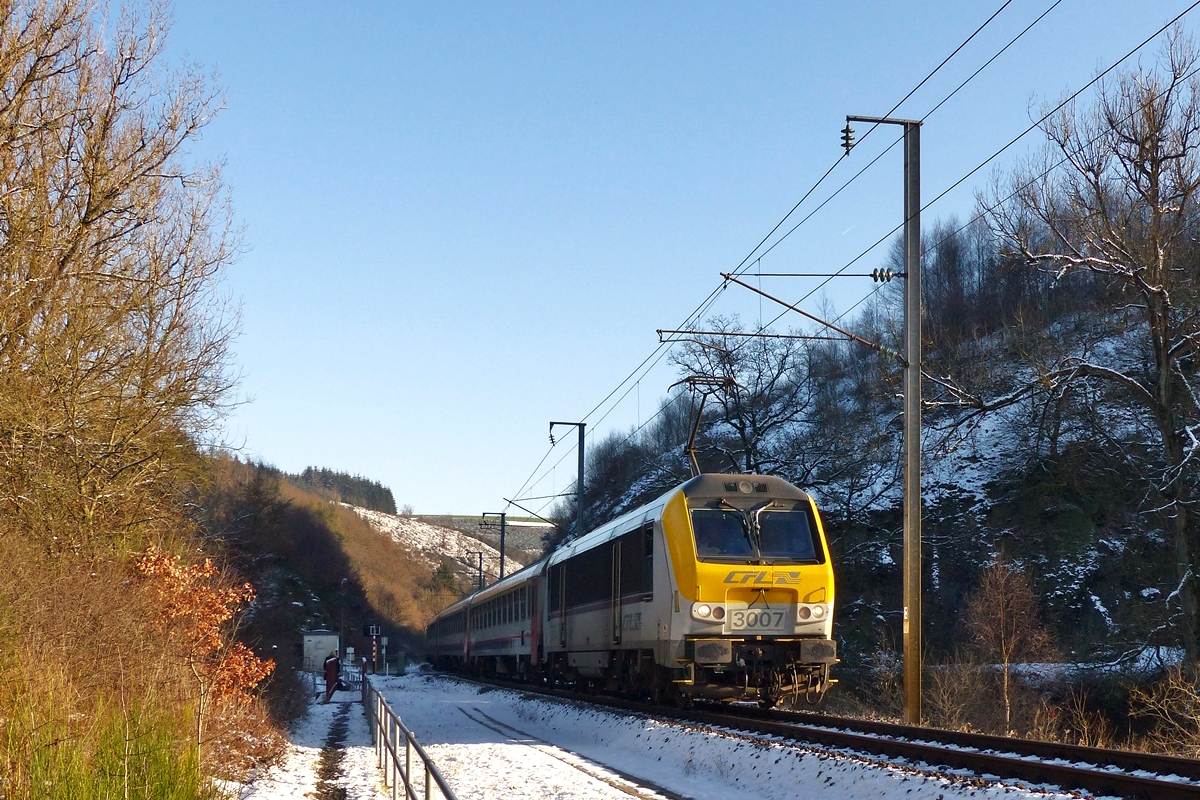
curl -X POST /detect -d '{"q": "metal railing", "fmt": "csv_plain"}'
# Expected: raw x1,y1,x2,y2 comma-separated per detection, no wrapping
363,676,458,800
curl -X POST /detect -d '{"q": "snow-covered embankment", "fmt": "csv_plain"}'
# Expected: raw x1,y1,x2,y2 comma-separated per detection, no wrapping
374,671,1081,800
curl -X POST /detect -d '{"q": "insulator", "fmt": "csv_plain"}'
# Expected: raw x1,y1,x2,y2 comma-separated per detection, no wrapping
841,124,855,155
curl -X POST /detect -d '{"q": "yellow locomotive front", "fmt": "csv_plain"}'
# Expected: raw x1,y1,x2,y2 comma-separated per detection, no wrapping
663,474,836,706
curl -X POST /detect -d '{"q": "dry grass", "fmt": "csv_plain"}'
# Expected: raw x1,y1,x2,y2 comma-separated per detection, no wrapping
1127,667,1200,756
0,535,250,798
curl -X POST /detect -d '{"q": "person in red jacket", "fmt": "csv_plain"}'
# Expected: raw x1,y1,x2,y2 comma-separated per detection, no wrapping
323,650,340,703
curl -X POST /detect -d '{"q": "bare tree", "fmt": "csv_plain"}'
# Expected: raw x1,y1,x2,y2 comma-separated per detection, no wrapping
0,0,238,552
961,30,1200,664
669,316,815,476
964,561,1057,732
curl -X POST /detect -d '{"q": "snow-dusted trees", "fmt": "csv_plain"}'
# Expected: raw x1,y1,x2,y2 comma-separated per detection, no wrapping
669,317,816,476
981,31,1200,664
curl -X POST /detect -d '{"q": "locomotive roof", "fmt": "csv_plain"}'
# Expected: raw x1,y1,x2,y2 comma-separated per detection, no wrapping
549,497,666,565
547,473,811,565
679,473,811,502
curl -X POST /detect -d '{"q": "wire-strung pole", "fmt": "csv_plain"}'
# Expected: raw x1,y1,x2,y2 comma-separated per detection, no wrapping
846,113,923,726
550,422,586,537
481,512,507,579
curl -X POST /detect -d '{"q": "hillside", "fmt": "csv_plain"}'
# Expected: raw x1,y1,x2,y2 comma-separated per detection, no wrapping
347,506,527,583
415,514,550,558
205,458,462,718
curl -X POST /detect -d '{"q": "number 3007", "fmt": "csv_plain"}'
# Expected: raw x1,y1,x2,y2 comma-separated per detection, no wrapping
730,609,785,630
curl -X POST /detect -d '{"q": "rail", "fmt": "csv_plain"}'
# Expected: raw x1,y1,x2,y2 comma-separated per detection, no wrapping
464,673,1200,799
362,676,459,800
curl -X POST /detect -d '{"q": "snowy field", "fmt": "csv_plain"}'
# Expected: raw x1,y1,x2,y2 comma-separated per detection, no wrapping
369,670,1089,800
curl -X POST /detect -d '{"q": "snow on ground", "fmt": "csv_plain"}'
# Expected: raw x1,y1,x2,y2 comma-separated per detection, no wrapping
223,686,384,800
347,505,523,579
375,670,1086,800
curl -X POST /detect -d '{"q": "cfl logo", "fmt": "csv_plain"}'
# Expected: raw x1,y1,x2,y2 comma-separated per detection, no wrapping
723,570,803,585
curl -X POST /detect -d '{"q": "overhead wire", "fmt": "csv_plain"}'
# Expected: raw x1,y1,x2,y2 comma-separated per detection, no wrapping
577,275,892,505
582,0,1187,498
742,0,1064,273
504,0,1042,513
727,0,1019,276
744,0,1200,347
509,0,1044,513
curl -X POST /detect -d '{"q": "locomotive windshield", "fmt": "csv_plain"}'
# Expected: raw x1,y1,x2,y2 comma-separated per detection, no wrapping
757,510,817,560
692,509,755,558
690,503,822,563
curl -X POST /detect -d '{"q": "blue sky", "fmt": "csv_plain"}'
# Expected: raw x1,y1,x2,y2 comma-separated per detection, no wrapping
168,1,1193,514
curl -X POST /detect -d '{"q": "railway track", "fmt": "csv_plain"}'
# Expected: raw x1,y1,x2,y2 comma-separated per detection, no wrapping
456,673,1200,799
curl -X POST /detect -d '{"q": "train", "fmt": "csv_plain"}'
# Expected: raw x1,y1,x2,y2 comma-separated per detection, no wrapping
425,473,836,707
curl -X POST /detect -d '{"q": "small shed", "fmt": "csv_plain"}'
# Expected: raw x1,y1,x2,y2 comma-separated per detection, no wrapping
302,630,341,672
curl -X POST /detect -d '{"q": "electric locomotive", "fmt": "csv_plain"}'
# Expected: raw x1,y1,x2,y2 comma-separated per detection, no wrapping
425,472,836,707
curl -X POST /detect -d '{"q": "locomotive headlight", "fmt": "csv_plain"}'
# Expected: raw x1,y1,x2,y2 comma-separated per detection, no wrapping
798,604,828,622
695,603,712,618
691,602,724,622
